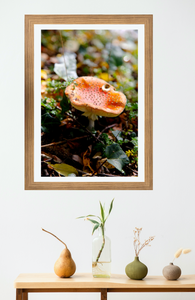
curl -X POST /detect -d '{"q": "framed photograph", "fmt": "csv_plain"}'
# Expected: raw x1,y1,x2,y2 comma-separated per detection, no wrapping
25,15,153,190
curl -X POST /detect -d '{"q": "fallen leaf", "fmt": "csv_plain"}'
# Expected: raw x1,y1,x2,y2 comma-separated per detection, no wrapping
92,152,102,159
100,61,109,69
65,40,79,52
41,82,47,94
99,73,113,81
96,160,104,173
60,117,73,127
72,154,83,165
47,163,78,177
100,158,115,169
83,149,95,173
41,53,49,62
41,70,47,80
49,57,59,64
54,52,78,80
112,123,123,131
41,152,62,163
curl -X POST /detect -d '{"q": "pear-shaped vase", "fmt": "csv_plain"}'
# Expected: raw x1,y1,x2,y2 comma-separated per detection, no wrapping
125,257,148,280
54,248,76,278
162,263,181,280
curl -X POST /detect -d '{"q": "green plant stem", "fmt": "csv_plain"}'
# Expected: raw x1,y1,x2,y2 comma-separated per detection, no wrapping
96,225,105,262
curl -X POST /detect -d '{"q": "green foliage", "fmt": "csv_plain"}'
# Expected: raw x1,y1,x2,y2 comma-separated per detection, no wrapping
125,136,138,165
95,131,129,150
111,130,123,141
41,112,61,133
41,97,59,111
77,199,114,263
104,144,130,172
93,142,105,154
125,100,138,120
46,78,74,94
41,80,73,132
131,137,138,150
93,132,133,172
93,133,114,154
41,98,61,133
101,133,114,145
131,137,138,164
60,93,71,114
77,199,114,236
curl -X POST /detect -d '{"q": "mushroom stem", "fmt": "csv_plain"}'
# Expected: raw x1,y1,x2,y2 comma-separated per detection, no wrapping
87,119,95,131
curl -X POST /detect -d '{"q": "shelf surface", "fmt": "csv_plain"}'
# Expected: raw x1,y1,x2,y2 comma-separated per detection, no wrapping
14,273,195,290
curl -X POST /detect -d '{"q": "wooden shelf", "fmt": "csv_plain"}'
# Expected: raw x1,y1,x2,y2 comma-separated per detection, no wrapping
14,273,195,300
14,273,195,289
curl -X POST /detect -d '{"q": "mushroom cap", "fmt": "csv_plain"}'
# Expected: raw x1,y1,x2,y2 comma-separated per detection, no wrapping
65,77,127,120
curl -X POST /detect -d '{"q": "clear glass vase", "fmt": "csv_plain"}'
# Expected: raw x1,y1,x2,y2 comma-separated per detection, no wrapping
92,227,111,278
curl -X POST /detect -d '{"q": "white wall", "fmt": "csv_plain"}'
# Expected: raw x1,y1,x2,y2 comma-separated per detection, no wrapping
1,0,195,299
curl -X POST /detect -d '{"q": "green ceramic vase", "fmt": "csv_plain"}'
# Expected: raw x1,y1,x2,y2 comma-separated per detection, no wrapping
125,257,148,280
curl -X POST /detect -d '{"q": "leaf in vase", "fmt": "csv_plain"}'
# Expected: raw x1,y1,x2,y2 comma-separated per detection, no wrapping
92,224,100,235
99,202,105,223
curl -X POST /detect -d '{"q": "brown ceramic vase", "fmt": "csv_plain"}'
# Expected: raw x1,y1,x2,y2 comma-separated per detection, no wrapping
162,263,181,280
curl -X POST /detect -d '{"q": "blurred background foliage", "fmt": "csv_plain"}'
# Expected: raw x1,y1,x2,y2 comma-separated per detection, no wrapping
41,30,138,177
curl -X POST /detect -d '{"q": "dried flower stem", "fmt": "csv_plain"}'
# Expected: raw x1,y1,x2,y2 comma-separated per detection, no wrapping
133,227,154,257
183,248,191,254
173,248,183,262
172,248,191,262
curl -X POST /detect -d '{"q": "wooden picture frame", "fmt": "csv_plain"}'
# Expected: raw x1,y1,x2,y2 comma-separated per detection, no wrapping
25,15,153,190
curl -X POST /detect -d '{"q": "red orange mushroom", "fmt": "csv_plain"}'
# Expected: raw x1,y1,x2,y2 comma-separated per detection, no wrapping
65,76,127,130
